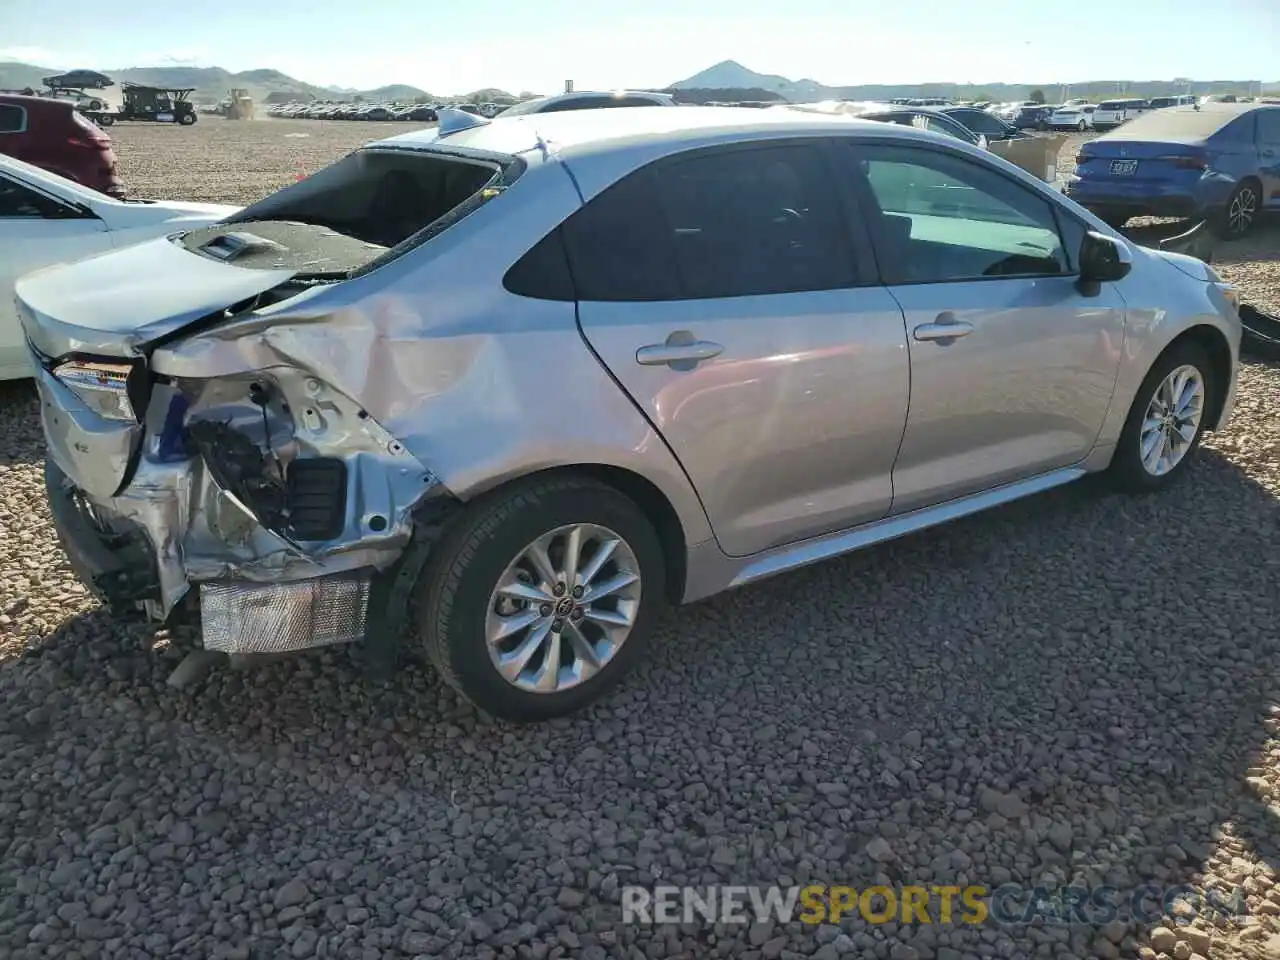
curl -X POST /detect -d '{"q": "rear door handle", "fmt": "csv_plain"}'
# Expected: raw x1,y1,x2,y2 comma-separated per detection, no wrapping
636,333,724,369
913,318,975,343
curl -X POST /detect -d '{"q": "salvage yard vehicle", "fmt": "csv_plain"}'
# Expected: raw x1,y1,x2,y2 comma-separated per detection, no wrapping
1066,102,1280,237
0,154,237,379
20,106,1240,721
1091,98,1150,130
940,106,1027,141
118,83,198,125
498,90,676,115
0,94,125,197
1049,104,1096,131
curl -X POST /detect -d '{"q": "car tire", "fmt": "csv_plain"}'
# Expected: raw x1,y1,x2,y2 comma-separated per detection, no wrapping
1107,341,1214,494
1213,179,1261,239
1078,119,1087,131
415,475,667,722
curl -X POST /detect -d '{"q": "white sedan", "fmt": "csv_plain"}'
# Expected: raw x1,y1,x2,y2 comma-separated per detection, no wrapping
0,156,238,379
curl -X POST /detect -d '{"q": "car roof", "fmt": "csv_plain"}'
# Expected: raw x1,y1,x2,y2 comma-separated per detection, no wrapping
372,104,950,160
1097,102,1273,142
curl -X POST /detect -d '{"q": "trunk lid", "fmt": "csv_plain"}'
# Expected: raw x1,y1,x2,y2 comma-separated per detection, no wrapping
17,234,298,360
1074,138,1209,184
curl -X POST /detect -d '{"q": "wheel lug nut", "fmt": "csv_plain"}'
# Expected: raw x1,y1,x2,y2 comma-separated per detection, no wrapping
570,608,584,621
571,585,584,599
540,604,552,617
553,582,566,597
552,619,564,632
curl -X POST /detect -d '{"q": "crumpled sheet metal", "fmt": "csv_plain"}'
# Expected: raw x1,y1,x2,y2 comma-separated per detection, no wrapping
147,168,716,548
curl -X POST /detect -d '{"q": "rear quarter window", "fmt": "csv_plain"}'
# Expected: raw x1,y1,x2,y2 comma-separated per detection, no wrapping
1256,110,1280,142
0,104,27,133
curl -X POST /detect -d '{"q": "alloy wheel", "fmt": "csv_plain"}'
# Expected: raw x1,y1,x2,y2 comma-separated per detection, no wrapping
485,523,642,694
1229,185,1258,236
1139,364,1205,477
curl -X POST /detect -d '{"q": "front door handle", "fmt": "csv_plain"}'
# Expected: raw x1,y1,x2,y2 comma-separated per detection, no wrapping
913,318,975,343
636,331,724,370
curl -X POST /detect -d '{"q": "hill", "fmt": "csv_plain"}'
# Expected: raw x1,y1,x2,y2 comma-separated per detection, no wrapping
668,60,1280,103
0,61,431,104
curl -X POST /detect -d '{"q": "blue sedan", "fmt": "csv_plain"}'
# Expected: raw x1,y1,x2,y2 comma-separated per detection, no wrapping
1065,103,1280,237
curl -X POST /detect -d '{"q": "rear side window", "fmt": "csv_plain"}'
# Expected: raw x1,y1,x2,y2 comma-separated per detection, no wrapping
563,143,857,301
551,97,612,112
0,104,26,133
1256,110,1280,142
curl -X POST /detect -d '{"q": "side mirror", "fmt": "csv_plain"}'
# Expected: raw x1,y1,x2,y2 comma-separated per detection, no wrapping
1078,231,1133,287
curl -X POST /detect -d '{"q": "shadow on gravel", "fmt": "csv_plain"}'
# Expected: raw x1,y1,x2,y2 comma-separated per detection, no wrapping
4,425,1280,957
1123,217,1280,265
0,380,42,468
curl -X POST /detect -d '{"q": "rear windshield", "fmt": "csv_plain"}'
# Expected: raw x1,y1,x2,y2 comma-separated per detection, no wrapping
180,146,516,277
1105,106,1240,140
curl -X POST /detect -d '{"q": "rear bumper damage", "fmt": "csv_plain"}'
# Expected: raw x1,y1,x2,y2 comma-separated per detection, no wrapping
38,358,450,657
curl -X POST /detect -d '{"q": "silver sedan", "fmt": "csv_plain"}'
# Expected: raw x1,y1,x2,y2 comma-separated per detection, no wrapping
19,105,1241,721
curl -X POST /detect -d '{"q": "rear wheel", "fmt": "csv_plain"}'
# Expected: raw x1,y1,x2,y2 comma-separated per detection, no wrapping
416,476,667,722
1214,180,1260,239
1077,119,1087,131
1107,342,1214,493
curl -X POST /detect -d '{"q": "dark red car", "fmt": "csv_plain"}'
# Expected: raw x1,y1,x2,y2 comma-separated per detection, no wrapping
0,95,125,197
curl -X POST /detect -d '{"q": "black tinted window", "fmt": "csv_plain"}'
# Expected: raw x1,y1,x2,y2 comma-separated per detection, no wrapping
1256,109,1280,142
0,176,49,217
0,105,25,133
503,228,576,301
562,169,681,301
564,144,856,301
550,97,611,112
617,97,664,108
951,110,1005,135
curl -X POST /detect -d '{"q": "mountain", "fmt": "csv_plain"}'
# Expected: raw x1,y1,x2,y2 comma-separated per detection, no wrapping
670,60,826,99
0,61,431,104
668,61,1279,103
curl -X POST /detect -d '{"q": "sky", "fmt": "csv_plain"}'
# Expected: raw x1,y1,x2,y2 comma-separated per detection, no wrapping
1,0,1277,95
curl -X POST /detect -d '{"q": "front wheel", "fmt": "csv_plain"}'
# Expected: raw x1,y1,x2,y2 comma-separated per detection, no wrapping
178,112,196,126
416,476,667,722
1078,119,1087,131
1107,342,1214,493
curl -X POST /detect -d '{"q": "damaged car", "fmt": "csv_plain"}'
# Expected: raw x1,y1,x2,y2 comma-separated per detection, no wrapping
21,106,1241,722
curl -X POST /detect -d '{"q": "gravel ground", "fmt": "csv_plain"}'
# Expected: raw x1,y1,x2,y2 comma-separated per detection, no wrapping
2,119,1280,960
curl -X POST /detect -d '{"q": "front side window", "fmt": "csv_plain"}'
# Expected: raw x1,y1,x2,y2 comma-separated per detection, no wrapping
0,175,51,217
562,142,857,301
853,145,1070,284
0,104,26,133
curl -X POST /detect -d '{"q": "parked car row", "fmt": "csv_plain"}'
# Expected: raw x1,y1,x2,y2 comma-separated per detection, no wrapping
267,101,441,121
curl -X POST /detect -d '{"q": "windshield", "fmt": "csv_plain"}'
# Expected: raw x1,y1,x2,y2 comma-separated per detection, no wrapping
183,147,513,277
